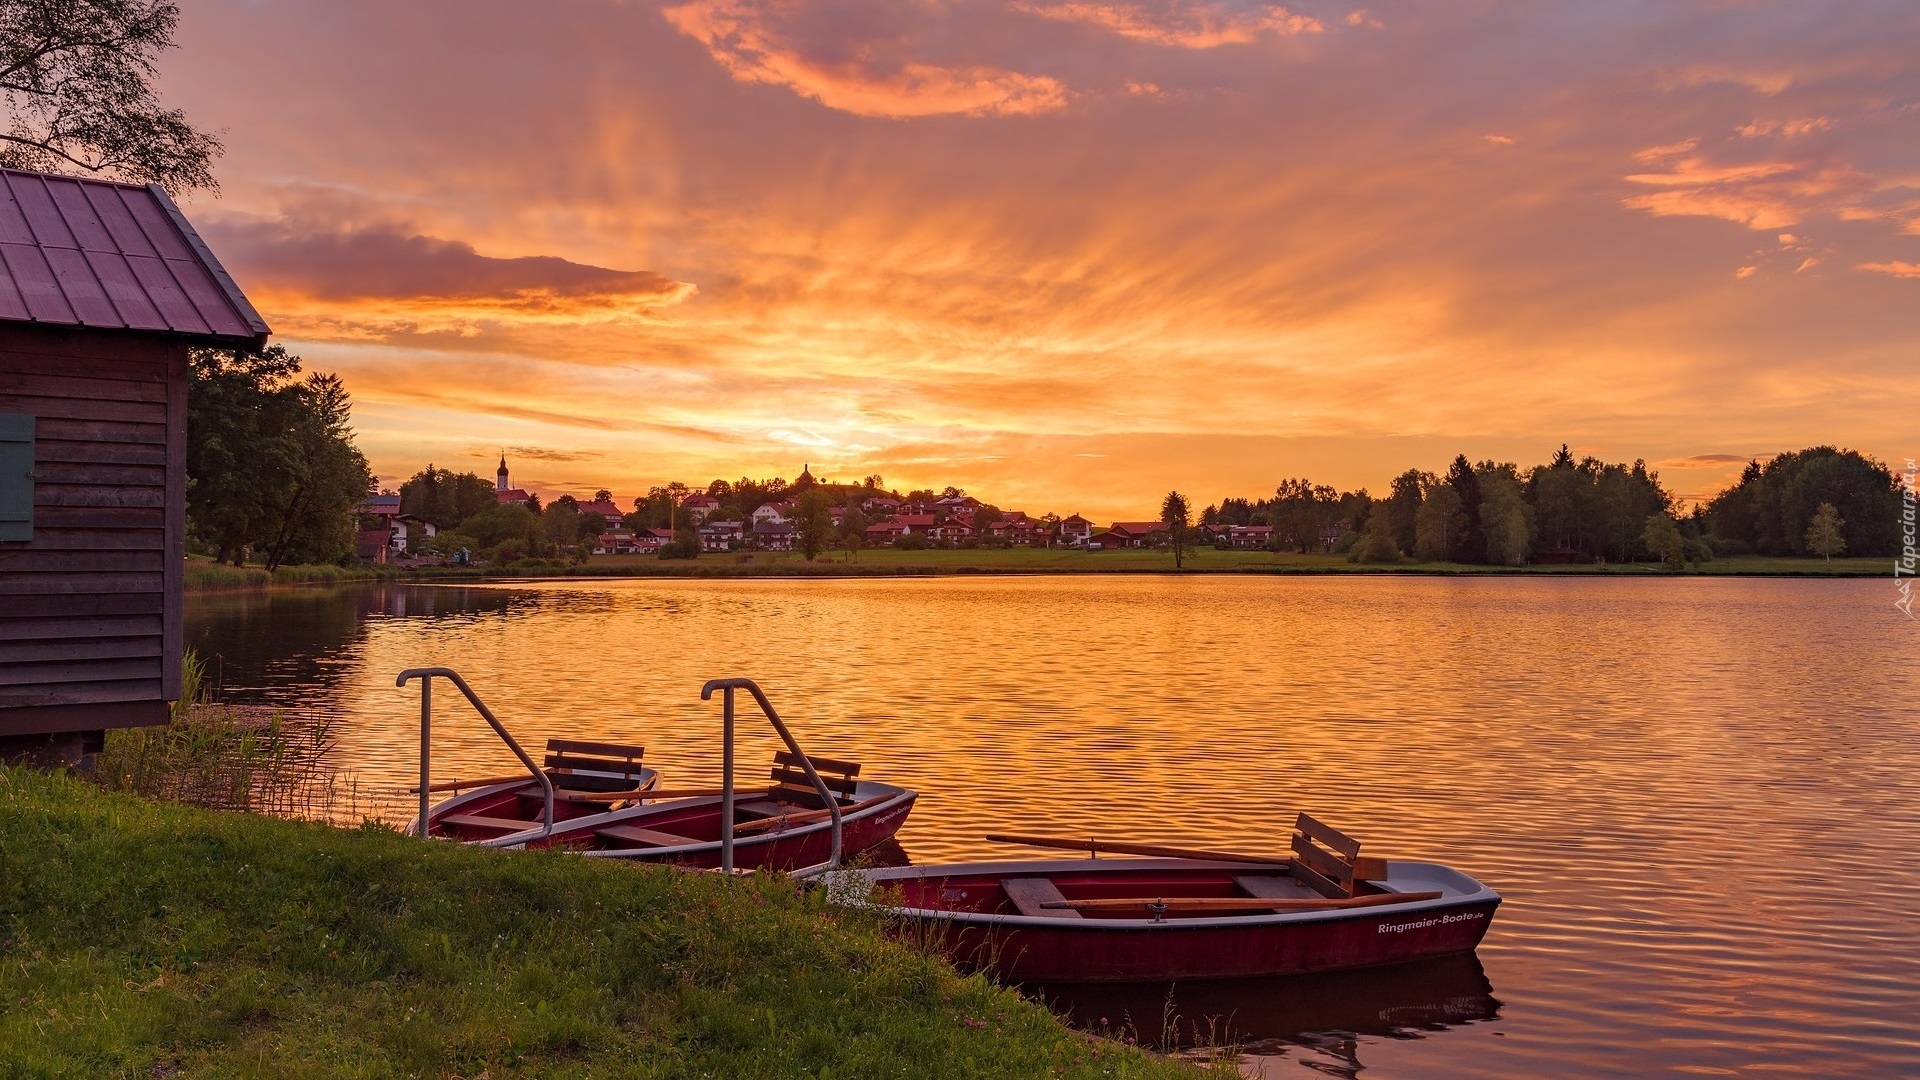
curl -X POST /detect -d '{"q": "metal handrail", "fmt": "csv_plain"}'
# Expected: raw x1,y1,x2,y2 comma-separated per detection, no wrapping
398,667,555,848
700,677,843,878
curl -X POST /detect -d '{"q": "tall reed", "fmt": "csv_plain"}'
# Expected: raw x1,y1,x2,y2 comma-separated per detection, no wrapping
93,649,351,818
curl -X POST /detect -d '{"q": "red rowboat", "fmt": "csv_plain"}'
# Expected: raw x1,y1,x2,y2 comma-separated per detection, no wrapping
528,774,918,871
831,815,1499,982
415,737,661,845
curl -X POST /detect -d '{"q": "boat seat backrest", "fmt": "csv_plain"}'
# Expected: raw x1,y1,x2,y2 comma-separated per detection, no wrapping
543,737,647,791
769,750,861,805
1289,812,1387,899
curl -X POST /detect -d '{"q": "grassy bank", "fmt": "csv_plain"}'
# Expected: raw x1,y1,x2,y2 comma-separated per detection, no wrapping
536,549,1890,579
186,558,484,593
0,769,1208,1079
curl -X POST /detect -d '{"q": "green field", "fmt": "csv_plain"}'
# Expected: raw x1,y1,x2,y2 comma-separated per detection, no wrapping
551,548,1890,578
0,768,1211,1078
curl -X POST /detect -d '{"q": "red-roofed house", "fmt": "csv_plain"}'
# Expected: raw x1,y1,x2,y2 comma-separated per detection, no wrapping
683,493,720,523
0,167,271,761
575,498,623,528
1089,521,1169,549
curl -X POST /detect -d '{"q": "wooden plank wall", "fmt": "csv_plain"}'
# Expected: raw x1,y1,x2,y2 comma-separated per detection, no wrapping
0,323,183,735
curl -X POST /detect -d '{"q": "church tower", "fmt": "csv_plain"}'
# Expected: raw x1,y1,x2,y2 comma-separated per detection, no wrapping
496,455,510,493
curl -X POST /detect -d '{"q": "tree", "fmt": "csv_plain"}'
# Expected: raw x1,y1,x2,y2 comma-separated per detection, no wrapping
185,346,370,568
186,346,302,564
1160,490,1192,568
593,489,612,502
1350,508,1401,564
1641,513,1687,568
1444,455,1485,563
1528,445,1583,551
399,467,496,529
0,1,220,193
254,372,372,570
1476,462,1535,567
1707,447,1897,556
1384,469,1430,554
793,488,834,561
1805,502,1846,564
1415,485,1465,562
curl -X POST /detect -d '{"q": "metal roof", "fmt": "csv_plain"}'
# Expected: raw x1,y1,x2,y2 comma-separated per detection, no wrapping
0,168,270,348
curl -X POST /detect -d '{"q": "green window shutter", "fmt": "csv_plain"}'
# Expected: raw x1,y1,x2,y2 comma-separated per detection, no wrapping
0,413,33,542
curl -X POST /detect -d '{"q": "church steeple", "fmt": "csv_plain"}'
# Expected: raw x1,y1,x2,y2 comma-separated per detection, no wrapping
496,455,510,492
796,462,815,488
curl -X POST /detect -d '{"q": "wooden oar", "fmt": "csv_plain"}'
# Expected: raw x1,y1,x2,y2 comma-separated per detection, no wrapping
1039,891,1443,913
984,833,1294,866
732,793,894,835
408,774,530,794
562,786,777,804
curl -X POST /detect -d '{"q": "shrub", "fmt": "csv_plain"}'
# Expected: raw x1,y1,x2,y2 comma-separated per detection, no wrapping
657,539,701,560
893,533,930,550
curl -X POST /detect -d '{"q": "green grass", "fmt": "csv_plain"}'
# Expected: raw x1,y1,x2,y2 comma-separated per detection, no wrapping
0,768,1213,1079
185,558,484,593
546,548,1890,578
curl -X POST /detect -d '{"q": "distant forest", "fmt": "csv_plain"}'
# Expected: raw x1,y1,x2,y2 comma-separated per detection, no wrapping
1205,446,1904,565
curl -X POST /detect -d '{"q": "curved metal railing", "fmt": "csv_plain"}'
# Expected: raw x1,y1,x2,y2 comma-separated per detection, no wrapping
398,667,555,848
700,677,844,877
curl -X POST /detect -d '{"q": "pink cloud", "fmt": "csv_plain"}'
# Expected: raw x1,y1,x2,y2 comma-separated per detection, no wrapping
1012,1,1321,47
1859,260,1920,277
661,1,1069,117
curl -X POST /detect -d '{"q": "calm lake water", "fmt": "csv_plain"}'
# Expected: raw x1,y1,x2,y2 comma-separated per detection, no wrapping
187,575,1920,1078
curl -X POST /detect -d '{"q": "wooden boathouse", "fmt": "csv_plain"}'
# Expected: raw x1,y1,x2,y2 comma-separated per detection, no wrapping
0,167,269,765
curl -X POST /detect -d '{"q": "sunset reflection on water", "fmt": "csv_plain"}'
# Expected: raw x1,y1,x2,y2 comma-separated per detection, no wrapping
188,576,1920,1078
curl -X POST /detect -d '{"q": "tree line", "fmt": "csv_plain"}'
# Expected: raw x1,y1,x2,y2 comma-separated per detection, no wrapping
1203,445,1902,565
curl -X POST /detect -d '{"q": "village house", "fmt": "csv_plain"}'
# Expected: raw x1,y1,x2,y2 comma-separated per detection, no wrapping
751,502,790,526
1057,514,1093,547
865,518,909,544
752,520,797,551
860,494,902,514
699,519,743,552
355,494,438,563
574,498,624,529
0,166,270,765
1089,521,1169,549
682,493,720,522
1227,524,1272,549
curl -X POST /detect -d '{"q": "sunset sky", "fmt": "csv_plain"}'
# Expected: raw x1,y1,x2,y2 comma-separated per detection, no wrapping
162,1,1919,519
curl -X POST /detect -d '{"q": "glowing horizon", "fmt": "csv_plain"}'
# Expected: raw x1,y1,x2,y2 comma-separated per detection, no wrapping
160,1,1919,521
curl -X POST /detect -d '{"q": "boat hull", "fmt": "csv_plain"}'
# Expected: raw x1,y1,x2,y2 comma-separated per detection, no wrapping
840,857,1499,983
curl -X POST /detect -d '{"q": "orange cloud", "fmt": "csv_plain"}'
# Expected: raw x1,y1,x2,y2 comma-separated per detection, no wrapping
661,0,1069,117
159,0,1920,518
1011,1,1321,48
1623,153,1876,230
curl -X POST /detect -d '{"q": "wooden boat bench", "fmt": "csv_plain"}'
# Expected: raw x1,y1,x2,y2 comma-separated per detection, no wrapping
1288,813,1389,899
769,750,862,808
1002,877,1083,919
543,738,649,793
593,824,700,848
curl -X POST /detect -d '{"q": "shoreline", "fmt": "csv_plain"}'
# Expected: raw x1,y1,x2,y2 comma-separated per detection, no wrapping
186,553,1889,591
6,768,1201,1077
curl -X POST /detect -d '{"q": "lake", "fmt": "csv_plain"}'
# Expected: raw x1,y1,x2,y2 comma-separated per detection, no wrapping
187,575,1920,1077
